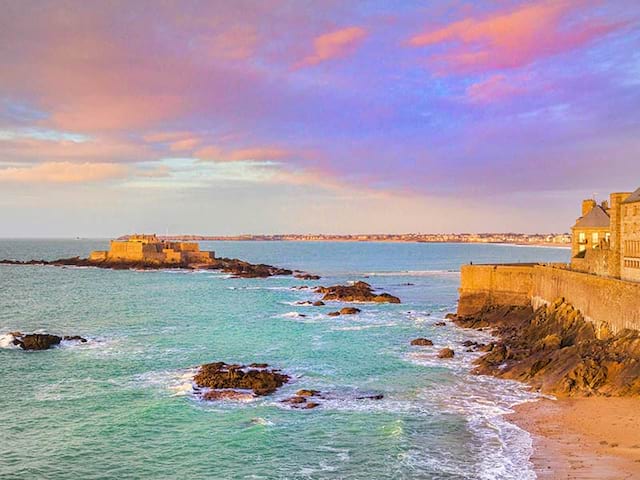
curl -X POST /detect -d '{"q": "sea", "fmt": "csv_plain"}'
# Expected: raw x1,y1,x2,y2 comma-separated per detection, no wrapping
0,240,569,479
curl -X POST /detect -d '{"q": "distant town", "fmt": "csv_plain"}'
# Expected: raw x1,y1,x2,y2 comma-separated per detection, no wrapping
123,233,572,247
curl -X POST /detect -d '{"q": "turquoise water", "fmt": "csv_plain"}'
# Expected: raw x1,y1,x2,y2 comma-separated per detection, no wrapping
0,241,569,479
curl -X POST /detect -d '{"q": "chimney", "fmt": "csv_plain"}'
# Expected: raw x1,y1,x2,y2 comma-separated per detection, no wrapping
582,199,596,216
601,200,609,211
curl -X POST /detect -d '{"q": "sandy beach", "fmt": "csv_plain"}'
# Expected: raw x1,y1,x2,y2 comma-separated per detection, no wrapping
509,398,640,479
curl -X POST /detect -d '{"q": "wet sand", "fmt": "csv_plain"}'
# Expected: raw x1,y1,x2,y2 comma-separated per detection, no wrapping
509,397,640,479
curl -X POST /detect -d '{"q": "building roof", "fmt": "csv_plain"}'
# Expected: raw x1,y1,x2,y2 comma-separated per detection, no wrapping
622,187,640,204
573,205,610,229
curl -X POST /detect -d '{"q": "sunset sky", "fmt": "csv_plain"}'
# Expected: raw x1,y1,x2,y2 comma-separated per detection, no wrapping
1,0,639,237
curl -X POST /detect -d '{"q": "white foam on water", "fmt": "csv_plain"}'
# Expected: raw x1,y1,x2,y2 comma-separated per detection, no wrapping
331,322,398,331
365,270,460,277
403,323,539,480
0,333,20,349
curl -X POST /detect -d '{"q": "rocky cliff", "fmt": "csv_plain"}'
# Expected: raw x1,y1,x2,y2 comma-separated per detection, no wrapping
452,298,640,397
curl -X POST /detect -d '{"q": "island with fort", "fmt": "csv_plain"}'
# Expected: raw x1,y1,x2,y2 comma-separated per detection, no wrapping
0,234,296,278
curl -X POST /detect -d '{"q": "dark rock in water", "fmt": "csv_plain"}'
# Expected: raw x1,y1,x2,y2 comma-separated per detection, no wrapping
433,321,446,327
193,362,290,398
312,301,325,306
248,363,269,368
18,334,61,350
339,307,361,315
294,272,321,280
296,389,320,397
445,313,457,320
327,311,341,317
315,281,401,304
411,338,433,346
63,335,88,343
296,301,313,305
0,255,293,278
282,396,307,405
438,348,455,359
452,299,640,397
304,402,320,409
355,394,384,400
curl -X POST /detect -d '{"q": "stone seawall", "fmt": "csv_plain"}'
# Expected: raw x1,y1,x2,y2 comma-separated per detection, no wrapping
458,264,640,334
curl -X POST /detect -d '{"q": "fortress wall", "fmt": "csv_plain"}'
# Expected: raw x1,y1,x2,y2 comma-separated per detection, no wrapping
458,264,640,334
532,265,640,334
457,264,536,316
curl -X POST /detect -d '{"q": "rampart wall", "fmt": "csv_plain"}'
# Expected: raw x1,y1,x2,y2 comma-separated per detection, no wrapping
458,263,640,334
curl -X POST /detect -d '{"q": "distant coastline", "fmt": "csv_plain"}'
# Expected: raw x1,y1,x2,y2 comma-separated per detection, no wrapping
121,233,572,248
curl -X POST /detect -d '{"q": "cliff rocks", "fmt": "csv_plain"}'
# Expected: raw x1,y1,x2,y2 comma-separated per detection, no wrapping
451,299,640,397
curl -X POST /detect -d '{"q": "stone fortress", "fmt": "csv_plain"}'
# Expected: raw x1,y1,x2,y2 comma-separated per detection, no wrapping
89,234,215,265
458,186,640,335
571,188,640,282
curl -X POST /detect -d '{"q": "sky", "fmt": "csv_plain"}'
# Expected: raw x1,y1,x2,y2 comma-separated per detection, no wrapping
1,0,639,237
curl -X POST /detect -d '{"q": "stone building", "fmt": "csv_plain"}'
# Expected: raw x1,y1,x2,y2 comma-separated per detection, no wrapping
89,234,215,264
570,187,640,282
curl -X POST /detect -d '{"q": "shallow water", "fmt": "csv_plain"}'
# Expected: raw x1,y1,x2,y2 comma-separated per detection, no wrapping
0,240,569,479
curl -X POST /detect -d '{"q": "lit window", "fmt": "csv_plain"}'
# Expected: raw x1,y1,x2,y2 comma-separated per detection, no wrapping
592,232,599,248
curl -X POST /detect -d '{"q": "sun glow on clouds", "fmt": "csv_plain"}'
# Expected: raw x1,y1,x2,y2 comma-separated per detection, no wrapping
0,1,639,234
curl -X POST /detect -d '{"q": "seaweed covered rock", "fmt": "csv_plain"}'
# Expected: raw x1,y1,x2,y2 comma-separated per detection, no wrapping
452,299,640,397
193,362,290,398
410,338,433,346
315,281,400,304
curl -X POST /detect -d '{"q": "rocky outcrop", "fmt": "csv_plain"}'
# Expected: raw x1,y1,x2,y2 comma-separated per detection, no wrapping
193,362,290,399
410,338,433,346
451,298,640,397
438,348,455,358
8,332,87,350
315,281,401,304
0,256,293,278
280,389,384,409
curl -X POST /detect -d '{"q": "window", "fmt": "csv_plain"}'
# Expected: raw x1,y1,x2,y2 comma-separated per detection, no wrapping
579,232,586,243
592,232,599,248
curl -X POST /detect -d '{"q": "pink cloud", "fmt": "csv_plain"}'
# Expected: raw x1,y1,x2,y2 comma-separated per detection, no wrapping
201,25,259,61
1,135,156,164
296,26,367,68
408,1,625,73
466,74,528,103
0,161,129,183
228,147,290,161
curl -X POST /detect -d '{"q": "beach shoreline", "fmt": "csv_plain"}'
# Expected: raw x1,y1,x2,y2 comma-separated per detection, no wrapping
508,397,640,479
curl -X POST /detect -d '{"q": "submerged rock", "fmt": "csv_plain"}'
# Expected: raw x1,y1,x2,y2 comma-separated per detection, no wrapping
452,299,640,397
339,307,361,315
410,338,433,346
315,281,401,304
312,301,325,307
193,362,290,399
294,272,321,280
433,321,446,327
